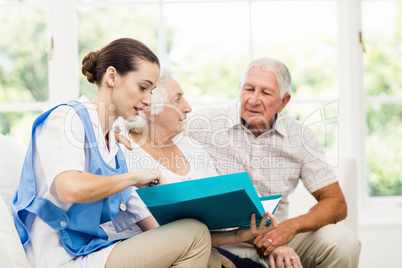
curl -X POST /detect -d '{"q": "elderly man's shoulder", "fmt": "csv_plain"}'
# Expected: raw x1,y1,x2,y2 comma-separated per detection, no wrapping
191,103,237,118
276,113,319,138
277,113,303,126
188,103,239,131
186,103,240,136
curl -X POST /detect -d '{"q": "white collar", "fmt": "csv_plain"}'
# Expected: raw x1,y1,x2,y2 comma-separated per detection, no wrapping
78,96,119,163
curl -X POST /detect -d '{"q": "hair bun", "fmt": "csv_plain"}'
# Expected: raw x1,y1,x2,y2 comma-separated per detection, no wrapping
81,51,99,84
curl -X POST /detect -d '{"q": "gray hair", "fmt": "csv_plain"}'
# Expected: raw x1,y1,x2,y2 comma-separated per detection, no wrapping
240,57,291,97
125,66,180,134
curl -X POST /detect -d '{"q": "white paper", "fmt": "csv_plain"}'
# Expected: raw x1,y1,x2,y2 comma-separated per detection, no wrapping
261,197,282,213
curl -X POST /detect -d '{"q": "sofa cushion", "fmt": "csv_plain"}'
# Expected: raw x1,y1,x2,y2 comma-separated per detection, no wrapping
0,193,29,267
0,134,26,213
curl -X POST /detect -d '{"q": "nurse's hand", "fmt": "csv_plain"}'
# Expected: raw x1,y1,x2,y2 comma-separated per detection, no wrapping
132,168,167,188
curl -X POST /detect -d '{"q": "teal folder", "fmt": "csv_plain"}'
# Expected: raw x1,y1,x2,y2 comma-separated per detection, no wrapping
136,172,282,230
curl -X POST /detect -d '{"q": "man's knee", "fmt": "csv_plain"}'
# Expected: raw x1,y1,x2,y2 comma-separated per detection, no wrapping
315,224,361,266
317,224,360,251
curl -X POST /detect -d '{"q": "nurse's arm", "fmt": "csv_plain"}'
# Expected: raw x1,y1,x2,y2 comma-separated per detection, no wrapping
54,169,163,204
136,216,159,232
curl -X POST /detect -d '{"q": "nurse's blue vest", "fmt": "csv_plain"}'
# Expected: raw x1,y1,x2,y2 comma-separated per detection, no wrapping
12,101,132,256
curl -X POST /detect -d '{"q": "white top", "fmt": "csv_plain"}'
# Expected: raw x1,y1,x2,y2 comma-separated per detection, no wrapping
123,133,219,183
121,133,219,235
26,96,151,268
185,101,338,223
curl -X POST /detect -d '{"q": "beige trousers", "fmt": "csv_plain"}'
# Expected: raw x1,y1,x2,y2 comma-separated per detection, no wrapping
105,218,222,268
219,224,361,268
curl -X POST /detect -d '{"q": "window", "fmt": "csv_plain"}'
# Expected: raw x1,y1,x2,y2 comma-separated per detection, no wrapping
77,4,160,98
163,2,249,101
363,1,402,197
0,2,48,143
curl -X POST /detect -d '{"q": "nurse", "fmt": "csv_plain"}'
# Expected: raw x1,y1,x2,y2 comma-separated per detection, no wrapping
12,38,221,267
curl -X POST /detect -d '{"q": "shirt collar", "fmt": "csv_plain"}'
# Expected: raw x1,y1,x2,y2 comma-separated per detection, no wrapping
271,113,288,137
230,101,288,137
78,96,119,161
230,101,243,127
78,95,99,129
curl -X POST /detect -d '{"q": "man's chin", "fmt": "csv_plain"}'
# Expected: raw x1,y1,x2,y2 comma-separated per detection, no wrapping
243,117,270,131
243,116,266,125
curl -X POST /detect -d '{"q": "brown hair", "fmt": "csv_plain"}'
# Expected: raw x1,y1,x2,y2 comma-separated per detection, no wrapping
81,38,160,85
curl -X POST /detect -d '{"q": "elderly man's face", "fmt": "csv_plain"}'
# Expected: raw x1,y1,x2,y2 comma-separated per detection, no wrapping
240,66,290,134
155,78,192,136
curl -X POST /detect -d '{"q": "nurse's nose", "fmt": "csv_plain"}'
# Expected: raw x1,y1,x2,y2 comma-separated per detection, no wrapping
143,91,152,107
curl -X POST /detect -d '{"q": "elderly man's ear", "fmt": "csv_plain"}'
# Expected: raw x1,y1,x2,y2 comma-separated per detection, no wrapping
278,93,291,113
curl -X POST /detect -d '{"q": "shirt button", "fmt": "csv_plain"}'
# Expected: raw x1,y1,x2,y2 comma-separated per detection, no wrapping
60,221,67,228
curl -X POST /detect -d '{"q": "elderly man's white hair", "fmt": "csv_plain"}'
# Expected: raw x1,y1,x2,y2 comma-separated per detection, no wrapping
240,57,291,97
125,66,180,134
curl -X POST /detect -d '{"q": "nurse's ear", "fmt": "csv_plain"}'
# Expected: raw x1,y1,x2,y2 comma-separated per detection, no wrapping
105,66,117,88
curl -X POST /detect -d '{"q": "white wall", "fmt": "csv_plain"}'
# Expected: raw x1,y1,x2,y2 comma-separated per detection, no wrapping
359,223,402,268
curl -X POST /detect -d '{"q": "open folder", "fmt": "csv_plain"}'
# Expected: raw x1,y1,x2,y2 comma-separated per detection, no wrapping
136,172,282,230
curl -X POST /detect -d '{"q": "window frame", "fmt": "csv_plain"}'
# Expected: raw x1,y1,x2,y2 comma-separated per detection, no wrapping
358,0,402,224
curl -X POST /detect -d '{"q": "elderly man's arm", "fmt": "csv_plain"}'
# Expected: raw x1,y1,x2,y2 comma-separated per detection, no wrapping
297,181,347,229
254,182,346,256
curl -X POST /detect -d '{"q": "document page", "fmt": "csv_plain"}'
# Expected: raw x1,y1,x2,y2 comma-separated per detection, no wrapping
261,196,282,214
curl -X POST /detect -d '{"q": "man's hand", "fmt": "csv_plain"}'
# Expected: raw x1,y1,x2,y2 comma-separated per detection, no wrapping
268,246,301,268
113,126,133,151
254,182,347,258
253,220,297,256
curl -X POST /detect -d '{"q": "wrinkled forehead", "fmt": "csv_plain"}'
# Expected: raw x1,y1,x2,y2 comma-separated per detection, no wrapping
163,77,183,98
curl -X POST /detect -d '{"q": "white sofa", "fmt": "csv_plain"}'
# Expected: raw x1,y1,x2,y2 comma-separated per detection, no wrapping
0,134,29,267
